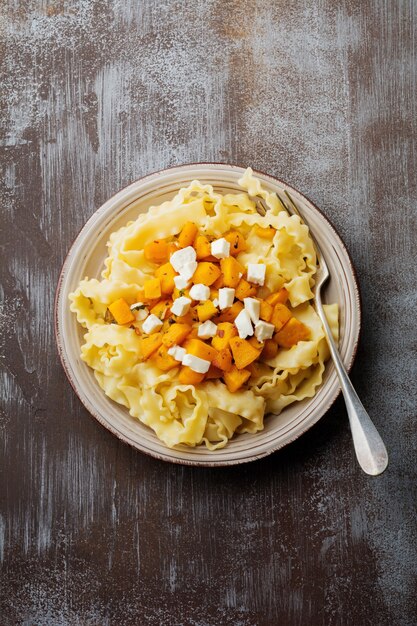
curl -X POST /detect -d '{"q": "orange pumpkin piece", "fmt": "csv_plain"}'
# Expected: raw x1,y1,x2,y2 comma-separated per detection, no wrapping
215,301,244,323
173,287,191,300
271,303,292,331
172,308,198,325
275,318,310,348
192,262,221,286
144,277,162,300
178,222,198,248
194,235,212,260
259,299,273,322
223,365,251,392
254,225,276,239
150,345,179,371
247,361,263,378
212,273,225,289
211,322,237,351
248,337,264,351
261,339,278,360
185,338,219,362
178,366,205,385
224,230,247,255
139,333,163,359
235,278,257,301
162,322,192,347
212,347,233,372
220,257,245,288
108,298,135,325
150,299,172,320
205,364,223,379
229,337,261,370
155,263,177,294
136,289,159,307
266,288,289,306
196,300,218,322
144,240,171,264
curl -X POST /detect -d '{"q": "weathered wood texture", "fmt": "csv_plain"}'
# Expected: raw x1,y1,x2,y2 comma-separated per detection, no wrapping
1,1,416,624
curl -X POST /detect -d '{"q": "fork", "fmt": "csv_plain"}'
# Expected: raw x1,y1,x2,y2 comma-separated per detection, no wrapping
254,191,388,475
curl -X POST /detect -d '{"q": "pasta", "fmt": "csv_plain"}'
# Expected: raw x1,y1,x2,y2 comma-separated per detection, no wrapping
69,169,338,450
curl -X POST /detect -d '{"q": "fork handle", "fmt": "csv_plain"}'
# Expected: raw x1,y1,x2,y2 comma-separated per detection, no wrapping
315,295,389,475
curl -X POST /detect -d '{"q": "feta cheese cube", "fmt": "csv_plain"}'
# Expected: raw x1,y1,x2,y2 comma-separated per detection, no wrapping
198,320,217,339
212,298,219,308
189,283,210,301
182,353,211,373
170,246,197,273
174,274,191,290
254,320,275,342
244,297,260,323
211,237,230,259
234,309,254,338
218,287,235,310
247,263,266,286
167,345,186,362
170,296,192,317
142,314,163,335
181,261,198,281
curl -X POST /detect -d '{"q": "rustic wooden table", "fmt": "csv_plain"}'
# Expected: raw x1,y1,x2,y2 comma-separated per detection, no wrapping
1,2,416,625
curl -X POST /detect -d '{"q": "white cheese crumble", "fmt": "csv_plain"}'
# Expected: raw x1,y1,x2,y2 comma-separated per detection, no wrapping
254,320,275,342
198,320,217,339
234,309,254,338
182,353,211,373
211,237,230,259
247,263,266,286
170,296,192,316
142,314,163,334
189,283,210,301
218,287,235,310
244,297,260,323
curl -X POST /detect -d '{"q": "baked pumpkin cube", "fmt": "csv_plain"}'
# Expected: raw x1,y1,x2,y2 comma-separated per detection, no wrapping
220,257,245,288
212,347,233,372
108,298,135,325
224,230,247,255
178,222,198,248
259,299,273,322
178,366,205,385
144,277,162,300
266,288,289,306
261,339,278,360
162,323,192,347
223,365,251,392
192,262,221,286
229,337,261,370
155,263,177,294
271,303,292,331
144,240,171,264
275,318,310,348
235,278,257,301
196,300,218,322
151,345,179,371
215,301,244,323
185,338,219,362
194,235,212,260
211,322,237,351
139,333,163,359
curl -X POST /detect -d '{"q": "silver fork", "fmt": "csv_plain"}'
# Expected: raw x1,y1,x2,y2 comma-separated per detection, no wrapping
254,192,388,475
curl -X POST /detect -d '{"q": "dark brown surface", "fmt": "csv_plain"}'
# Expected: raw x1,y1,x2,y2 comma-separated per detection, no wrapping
1,1,416,625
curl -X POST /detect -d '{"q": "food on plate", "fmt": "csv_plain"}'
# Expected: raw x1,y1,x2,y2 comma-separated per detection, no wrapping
69,168,338,449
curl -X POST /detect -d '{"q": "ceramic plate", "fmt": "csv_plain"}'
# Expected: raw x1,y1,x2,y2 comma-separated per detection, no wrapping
55,164,361,466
